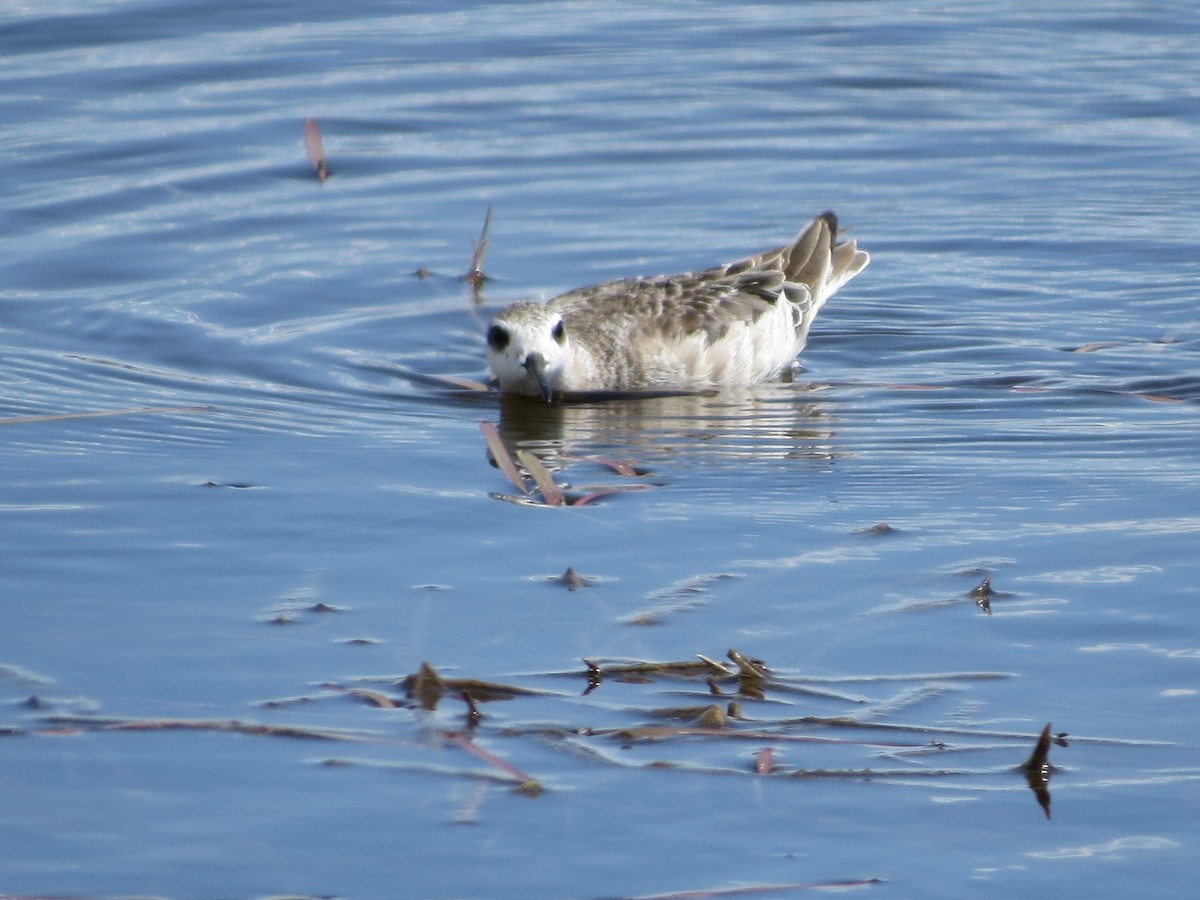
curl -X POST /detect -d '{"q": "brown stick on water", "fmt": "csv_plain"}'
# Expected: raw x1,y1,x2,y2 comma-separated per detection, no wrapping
515,449,566,506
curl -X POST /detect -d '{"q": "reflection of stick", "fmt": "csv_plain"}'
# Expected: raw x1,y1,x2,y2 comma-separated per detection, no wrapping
444,731,542,795
755,747,775,775
616,878,883,897
304,118,328,182
479,420,528,494
454,782,489,826
39,715,374,743
1,405,211,425
466,205,492,289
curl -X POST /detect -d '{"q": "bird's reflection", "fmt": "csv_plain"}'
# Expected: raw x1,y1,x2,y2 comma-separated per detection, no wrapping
491,380,841,478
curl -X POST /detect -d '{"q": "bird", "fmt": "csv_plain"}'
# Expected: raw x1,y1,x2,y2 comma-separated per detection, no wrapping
485,211,868,401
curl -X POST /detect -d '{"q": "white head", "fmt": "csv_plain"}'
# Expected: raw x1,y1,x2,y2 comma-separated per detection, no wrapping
485,301,570,401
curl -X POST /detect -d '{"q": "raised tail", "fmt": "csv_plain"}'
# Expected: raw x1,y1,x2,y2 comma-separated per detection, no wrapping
784,211,870,308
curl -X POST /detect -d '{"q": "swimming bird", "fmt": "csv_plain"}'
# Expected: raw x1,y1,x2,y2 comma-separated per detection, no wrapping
486,211,868,401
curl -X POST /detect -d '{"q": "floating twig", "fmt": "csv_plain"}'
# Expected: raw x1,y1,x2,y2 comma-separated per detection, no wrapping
581,657,732,681
755,747,776,775
304,118,328,181
727,649,770,680
405,661,446,710
1022,721,1057,819
1067,341,1120,353
465,205,493,293
396,662,547,711
515,449,566,506
555,567,590,590
970,577,994,614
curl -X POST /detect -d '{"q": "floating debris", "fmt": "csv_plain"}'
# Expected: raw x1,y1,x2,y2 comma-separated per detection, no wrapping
582,656,731,682
1022,722,1057,819
396,662,545,710
695,704,728,728
727,648,770,699
1066,341,1120,353
1132,392,1185,403
461,691,483,727
727,649,770,680
304,117,328,182
858,522,898,536
405,661,445,711
755,746,776,775
464,205,492,294
308,602,342,613
480,420,651,507
260,596,344,626
409,206,493,291
648,704,729,728
970,577,994,614
694,653,732,675
487,490,556,508
21,649,1104,825
554,567,591,590
515,449,565,506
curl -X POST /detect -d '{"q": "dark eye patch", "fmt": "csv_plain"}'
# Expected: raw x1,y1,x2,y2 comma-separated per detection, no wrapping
487,325,510,351
551,320,566,344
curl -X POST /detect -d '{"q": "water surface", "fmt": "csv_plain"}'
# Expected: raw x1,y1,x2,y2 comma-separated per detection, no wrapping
3,2,1199,898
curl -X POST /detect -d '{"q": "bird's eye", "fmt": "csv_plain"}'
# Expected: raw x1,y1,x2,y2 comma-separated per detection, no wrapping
487,325,510,351
551,320,566,344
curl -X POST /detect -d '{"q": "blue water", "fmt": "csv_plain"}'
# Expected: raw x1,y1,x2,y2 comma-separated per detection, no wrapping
3,1,1200,898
